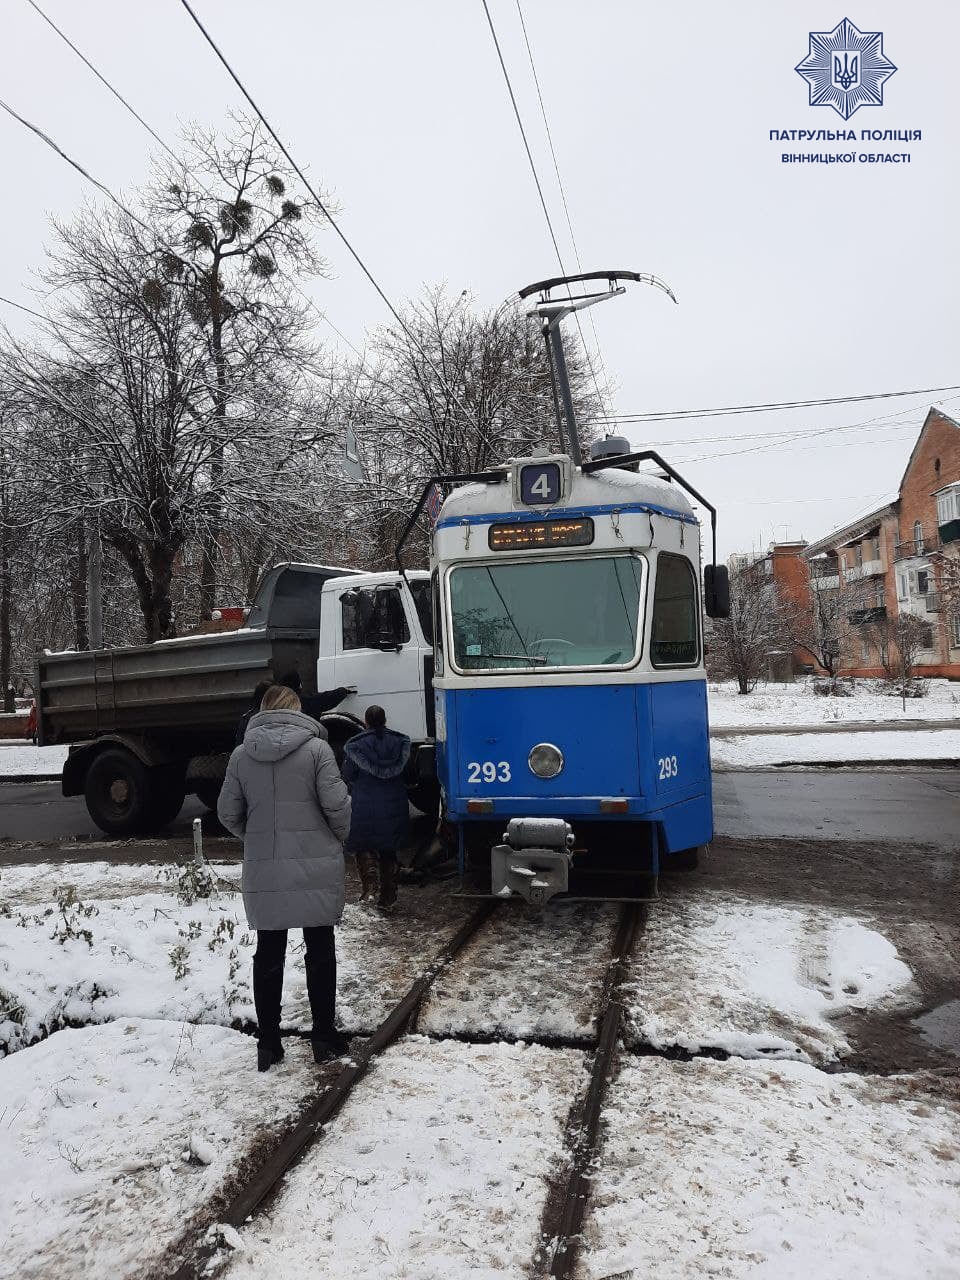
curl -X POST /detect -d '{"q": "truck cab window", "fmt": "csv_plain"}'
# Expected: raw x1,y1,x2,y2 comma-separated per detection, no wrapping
409,578,433,642
341,588,410,651
651,553,699,667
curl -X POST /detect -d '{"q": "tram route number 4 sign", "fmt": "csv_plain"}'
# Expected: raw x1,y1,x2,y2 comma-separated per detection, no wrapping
520,462,561,505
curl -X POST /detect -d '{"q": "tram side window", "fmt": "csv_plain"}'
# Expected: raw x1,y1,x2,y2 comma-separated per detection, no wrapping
341,588,410,651
651,553,699,667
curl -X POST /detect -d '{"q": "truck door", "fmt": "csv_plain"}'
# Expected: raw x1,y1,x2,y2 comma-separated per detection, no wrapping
329,582,428,740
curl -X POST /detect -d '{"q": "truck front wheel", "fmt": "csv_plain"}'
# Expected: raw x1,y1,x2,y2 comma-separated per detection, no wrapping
84,748,162,836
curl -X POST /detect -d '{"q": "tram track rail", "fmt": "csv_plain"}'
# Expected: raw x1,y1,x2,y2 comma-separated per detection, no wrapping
160,898,498,1280
535,901,646,1279
155,894,646,1280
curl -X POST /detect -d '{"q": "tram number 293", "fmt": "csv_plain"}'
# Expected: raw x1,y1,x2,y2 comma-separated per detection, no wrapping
658,755,680,780
467,761,512,783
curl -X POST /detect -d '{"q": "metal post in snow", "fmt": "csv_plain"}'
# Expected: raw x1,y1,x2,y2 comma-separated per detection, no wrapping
193,816,204,867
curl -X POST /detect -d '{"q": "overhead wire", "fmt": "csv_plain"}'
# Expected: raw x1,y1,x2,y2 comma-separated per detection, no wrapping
176,0,482,436
478,0,608,421
514,0,610,400
591,381,960,424
8,1,449,465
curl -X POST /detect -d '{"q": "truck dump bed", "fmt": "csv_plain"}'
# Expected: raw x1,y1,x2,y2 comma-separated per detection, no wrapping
37,563,359,749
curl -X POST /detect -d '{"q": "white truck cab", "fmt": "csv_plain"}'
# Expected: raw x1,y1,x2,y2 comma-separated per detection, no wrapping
316,569,433,743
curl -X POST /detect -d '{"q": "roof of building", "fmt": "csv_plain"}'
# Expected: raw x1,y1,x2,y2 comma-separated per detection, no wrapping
896,407,960,495
804,497,897,557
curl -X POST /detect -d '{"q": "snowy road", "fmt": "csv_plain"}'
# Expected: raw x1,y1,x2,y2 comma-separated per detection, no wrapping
3,767,959,852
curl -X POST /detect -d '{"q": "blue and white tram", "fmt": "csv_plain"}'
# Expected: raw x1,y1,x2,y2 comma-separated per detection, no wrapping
423,444,725,902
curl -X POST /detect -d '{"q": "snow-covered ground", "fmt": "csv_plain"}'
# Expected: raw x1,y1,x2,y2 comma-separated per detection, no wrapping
0,863,468,1056
627,891,918,1063
419,900,616,1040
579,1058,960,1280
712,727,960,768
224,1037,585,1280
0,1018,325,1280
708,677,960,729
0,743,68,776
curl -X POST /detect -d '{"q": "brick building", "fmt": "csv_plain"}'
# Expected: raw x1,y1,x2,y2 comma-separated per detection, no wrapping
726,541,815,679
804,408,960,679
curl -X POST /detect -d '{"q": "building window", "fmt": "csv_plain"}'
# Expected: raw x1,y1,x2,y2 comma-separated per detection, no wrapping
917,569,930,595
921,625,935,650
861,637,870,664
855,544,863,566
951,613,960,649
898,573,907,599
914,521,924,553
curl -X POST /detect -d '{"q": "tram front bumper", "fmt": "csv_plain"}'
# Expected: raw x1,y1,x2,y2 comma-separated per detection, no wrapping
490,817,574,905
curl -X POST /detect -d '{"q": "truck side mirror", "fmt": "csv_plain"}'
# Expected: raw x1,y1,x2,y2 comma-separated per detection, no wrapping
704,564,730,619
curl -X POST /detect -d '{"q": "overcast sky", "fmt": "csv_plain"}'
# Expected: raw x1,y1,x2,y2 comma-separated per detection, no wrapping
1,1,957,559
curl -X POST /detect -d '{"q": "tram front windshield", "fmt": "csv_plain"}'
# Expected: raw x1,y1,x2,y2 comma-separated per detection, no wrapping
449,555,643,672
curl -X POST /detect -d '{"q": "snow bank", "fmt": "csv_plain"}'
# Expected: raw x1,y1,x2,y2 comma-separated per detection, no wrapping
627,892,917,1062
0,743,68,776
0,872,470,1055
582,1058,960,1280
708,678,960,730
226,1037,585,1280
0,1018,322,1279
712,727,960,768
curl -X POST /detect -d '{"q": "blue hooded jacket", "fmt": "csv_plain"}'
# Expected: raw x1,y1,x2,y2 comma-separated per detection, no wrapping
342,728,411,852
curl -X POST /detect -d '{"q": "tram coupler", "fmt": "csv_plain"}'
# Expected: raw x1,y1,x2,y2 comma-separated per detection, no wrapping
491,817,575,906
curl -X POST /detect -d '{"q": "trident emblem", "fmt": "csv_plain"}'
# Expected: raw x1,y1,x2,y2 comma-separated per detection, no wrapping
833,51,859,90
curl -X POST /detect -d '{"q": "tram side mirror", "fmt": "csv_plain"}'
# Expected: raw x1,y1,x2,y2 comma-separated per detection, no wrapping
704,564,730,619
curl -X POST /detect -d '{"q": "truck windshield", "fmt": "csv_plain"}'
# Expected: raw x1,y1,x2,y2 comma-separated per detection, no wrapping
448,555,644,672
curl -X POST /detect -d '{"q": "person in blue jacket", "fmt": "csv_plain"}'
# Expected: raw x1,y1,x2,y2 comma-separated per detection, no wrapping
341,705,411,909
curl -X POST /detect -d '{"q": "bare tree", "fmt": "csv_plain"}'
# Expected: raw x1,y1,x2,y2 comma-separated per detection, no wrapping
709,561,795,693
340,287,601,567
1,121,335,643
150,115,329,617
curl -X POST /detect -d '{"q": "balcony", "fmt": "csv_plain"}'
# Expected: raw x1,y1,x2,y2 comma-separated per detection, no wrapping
939,519,960,546
811,573,840,590
844,559,885,582
847,605,887,625
924,592,942,613
894,536,938,561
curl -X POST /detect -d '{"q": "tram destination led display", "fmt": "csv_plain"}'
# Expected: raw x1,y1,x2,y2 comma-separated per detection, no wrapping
488,516,594,551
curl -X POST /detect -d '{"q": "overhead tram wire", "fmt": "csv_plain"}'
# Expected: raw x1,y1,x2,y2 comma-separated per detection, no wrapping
15,0,465,470
20,0,406,385
514,0,610,398
591,381,960,424
478,0,608,421
176,0,482,438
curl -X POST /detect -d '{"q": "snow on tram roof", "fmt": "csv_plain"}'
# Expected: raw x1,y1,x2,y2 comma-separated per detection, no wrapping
437,461,697,524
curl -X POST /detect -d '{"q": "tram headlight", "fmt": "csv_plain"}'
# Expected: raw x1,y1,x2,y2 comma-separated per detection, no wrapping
528,742,564,779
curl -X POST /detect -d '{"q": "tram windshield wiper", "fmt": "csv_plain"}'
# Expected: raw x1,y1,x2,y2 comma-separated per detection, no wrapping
488,653,548,665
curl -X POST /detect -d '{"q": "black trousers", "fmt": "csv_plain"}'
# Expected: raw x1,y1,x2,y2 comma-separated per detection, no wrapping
253,926,336,1045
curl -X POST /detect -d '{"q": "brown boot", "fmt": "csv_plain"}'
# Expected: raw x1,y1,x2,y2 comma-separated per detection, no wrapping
356,851,378,904
378,857,398,910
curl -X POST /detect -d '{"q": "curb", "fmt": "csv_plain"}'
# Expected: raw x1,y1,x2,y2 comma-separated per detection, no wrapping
0,774,61,784
713,759,959,772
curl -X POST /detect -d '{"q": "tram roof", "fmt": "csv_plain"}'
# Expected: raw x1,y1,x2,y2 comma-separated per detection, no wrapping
438,461,698,525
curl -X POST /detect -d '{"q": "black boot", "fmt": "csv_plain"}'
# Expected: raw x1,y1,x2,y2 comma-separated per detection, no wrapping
378,856,398,910
311,1029,352,1063
257,1040,284,1072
